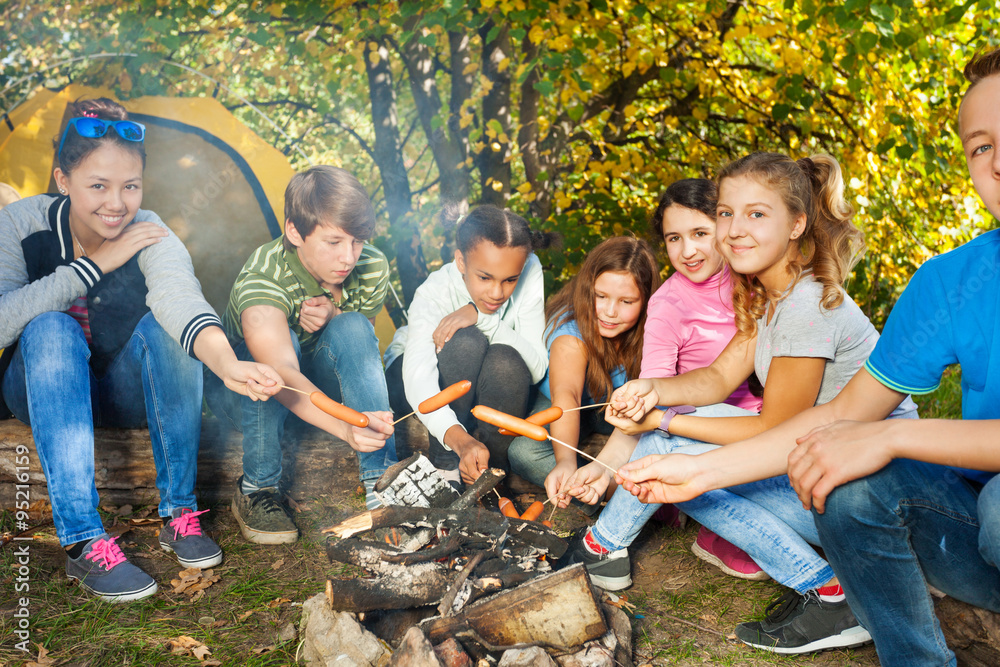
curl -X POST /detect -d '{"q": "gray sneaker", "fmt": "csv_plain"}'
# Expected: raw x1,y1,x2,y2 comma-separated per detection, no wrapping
231,479,298,544
559,528,632,591
159,509,223,568
66,534,158,602
735,589,872,654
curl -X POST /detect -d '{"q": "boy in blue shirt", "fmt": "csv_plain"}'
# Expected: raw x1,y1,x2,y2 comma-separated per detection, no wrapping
615,47,1000,666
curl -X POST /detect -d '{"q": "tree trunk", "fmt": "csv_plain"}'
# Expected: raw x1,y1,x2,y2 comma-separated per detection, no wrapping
365,36,425,307
476,19,512,207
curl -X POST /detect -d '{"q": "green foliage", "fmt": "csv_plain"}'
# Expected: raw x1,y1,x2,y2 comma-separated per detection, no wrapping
0,0,996,321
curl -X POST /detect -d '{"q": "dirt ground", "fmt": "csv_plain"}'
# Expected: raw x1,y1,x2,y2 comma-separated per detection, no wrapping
0,416,881,666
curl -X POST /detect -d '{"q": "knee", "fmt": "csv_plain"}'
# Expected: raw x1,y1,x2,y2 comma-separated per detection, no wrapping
20,312,86,354
320,311,376,351
482,344,530,383
439,326,488,359
814,473,891,536
22,311,82,340
978,478,1000,565
328,311,373,336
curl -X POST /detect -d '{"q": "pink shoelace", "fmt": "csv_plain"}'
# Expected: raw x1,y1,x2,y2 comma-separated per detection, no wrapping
85,536,127,570
168,509,209,540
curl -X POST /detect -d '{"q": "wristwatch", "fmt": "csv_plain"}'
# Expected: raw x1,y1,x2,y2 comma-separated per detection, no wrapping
657,405,696,435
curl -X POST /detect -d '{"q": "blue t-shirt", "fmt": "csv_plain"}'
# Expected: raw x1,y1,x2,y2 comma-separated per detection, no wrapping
538,319,628,404
866,228,1000,482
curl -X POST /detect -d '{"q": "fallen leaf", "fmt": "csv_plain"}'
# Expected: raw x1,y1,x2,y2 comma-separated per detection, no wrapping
170,567,220,597
202,661,222,667
237,610,254,622
24,643,56,667
270,558,285,570
252,645,276,655
192,645,211,660
286,496,304,512
267,597,291,608
166,635,204,656
116,504,134,516
129,517,163,527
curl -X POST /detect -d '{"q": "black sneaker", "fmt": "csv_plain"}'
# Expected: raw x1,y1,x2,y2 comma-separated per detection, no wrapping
559,528,632,591
231,477,298,544
159,509,223,568
735,589,873,654
65,534,158,602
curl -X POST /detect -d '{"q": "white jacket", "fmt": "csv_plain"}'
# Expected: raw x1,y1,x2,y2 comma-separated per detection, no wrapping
385,253,548,445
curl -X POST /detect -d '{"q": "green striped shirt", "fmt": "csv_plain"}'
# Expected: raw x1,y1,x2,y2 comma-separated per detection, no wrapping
224,236,389,353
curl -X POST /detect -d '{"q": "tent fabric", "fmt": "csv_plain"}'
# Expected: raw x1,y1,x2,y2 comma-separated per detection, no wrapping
0,84,395,355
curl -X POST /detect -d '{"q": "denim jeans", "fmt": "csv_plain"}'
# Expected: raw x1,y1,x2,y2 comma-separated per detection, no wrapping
386,326,532,474
589,402,836,593
1,312,203,546
208,311,397,490
815,459,1000,667
508,393,614,488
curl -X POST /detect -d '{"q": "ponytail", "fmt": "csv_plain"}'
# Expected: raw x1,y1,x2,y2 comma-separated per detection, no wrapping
718,152,864,335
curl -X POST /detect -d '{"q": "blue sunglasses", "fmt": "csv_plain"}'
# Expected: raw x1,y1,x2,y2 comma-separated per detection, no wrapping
56,117,146,161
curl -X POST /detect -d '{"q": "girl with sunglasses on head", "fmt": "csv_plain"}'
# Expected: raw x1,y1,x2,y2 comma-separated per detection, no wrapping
0,98,282,602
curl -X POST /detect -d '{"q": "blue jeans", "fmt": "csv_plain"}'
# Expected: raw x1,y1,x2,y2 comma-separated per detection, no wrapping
815,459,1000,667
590,402,835,593
209,311,397,489
1,312,203,546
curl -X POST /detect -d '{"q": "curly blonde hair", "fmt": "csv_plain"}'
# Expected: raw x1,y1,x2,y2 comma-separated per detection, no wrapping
717,152,865,336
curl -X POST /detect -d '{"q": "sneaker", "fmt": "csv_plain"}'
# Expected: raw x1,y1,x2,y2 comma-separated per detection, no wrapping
559,529,632,591
734,589,872,654
231,477,298,544
691,526,770,581
159,509,223,568
65,534,158,602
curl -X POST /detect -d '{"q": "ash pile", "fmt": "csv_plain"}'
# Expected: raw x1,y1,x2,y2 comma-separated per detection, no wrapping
302,453,634,667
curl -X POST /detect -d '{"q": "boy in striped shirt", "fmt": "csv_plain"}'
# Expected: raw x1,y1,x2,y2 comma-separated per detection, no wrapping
210,166,398,544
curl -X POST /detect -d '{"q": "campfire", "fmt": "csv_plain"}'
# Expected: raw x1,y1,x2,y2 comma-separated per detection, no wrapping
307,453,634,666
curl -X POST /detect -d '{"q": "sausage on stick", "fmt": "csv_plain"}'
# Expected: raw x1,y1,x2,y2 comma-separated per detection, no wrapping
471,406,548,441
392,380,473,425
276,383,370,428
310,392,369,428
498,405,564,436
472,405,618,475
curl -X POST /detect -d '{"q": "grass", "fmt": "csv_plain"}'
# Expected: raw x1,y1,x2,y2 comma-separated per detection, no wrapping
912,365,963,419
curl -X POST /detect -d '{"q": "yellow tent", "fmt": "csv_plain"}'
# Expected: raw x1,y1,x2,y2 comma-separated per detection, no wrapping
0,84,395,351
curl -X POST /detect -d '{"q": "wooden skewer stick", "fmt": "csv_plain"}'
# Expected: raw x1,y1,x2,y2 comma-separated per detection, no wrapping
391,410,416,425
278,384,311,396
548,502,558,522
548,435,619,476
560,402,612,413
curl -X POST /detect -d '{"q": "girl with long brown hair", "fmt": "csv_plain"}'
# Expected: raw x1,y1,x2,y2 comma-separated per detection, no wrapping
508,236,659,503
